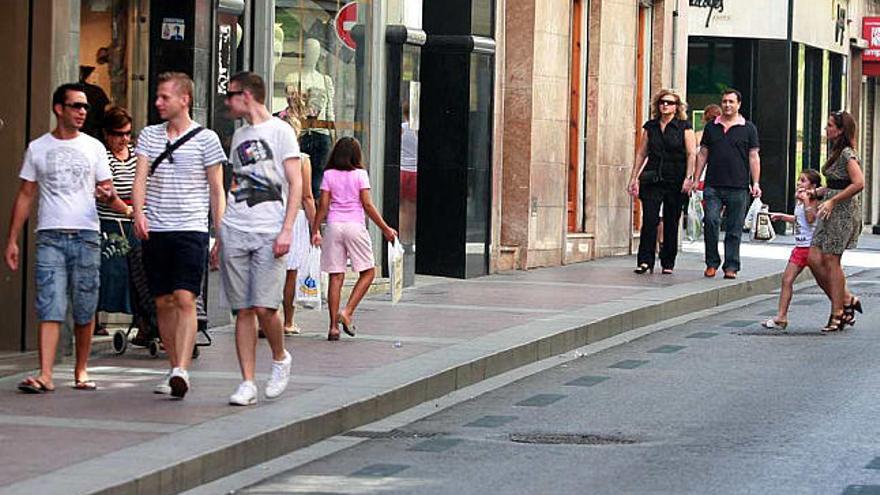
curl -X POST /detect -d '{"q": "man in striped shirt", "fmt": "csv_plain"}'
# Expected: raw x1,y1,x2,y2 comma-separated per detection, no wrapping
132,72,227,399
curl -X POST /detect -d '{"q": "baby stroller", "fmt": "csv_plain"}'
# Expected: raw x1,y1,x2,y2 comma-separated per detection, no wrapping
111,241,212,358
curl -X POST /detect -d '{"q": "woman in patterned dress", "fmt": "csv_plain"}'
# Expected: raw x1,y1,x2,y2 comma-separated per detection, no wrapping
808,111,865,332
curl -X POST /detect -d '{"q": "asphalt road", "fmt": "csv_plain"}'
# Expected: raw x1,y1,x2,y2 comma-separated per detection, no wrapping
218,267,880,495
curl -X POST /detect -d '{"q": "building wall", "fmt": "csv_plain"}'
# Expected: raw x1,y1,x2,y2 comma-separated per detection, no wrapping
0,0,84,351
588,0,638,258
527,0,571,267
497,0,686,270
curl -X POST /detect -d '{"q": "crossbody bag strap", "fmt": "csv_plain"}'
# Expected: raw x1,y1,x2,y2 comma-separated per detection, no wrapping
149,126,205,176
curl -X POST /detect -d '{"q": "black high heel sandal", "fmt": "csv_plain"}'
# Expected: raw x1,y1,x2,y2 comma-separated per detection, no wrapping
633,263,653,274
822,312,846,333
842,296,863,327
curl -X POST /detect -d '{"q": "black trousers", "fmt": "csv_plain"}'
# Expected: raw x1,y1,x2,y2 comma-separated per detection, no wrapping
637,184,686,269
301,132,332,199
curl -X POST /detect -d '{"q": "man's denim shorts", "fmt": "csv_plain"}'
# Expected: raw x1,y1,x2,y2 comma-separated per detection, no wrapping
35,230,101,324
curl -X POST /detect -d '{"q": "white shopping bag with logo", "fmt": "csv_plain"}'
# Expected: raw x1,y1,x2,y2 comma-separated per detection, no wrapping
743,197,764,233
296,247,322,309
387,238,404,304
751,205,776,242
685,193,704,241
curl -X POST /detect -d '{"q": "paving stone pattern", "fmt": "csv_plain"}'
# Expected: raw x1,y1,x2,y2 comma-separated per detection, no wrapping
0,251,817,494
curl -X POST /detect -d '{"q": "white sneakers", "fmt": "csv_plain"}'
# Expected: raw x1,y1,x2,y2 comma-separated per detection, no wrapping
229,381,258,406
169,368,190,398
154,370,173,395
265,350,292,399
229,350,293,406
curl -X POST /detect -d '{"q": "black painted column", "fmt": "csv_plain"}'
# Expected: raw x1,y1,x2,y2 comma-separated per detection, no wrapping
417,0,495,278
148,0,214,125
752,39,796,221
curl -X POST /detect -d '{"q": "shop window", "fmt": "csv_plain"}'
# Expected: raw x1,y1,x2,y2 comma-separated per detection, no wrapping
273,0,372,199
79,0,134,140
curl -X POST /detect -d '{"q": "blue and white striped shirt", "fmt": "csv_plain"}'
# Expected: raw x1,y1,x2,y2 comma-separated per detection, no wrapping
134,122,227,232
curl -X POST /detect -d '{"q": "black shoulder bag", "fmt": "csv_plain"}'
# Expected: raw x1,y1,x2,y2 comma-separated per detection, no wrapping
149,127,206,176
639,130,664,185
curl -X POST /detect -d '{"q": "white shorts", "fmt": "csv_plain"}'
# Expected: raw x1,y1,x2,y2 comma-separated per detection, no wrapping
286,210,311,271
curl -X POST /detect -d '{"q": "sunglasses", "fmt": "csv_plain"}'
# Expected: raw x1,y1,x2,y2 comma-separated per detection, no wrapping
225,90,245,99
659,100,678,106
106,129,131,137
64,102,91,111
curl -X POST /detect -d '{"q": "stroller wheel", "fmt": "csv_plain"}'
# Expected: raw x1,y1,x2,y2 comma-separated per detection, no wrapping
148,340,160,358
112,330,128,355
192,346,200,359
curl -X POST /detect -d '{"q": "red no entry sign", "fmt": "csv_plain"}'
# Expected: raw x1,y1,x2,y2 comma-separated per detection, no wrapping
335,2,357,50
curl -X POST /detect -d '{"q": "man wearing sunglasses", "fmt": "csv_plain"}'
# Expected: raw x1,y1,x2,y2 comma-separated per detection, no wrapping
692,88,762,280
5,83,126,393
220,72,302,406
131,72,227,399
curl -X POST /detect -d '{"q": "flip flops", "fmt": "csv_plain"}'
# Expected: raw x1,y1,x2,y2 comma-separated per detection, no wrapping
337,313,356,337
73,379,98,391
761,318,788,330
17,377,55,394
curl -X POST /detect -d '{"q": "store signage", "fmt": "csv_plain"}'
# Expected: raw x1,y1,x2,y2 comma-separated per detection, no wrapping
335,2,358,50
690,0,724,29
864,17,880,62
217,24,232,94
161,18,185,41
835,4,846,46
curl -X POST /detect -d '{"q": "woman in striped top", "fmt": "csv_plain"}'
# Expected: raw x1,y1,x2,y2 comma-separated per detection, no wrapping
95,106,137,330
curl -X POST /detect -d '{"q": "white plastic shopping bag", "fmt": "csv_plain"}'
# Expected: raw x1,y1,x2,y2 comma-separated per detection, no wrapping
743,197,764,233
685,193,704,241
296,247,322,309
751,205,776,242
387,238,404,304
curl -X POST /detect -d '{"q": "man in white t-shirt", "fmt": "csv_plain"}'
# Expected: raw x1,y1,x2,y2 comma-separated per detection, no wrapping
4,83,126,393
131,72,227,399
221,72,302,406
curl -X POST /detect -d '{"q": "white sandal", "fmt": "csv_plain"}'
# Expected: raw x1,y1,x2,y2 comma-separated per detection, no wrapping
284,323,302,335
761,317,788,330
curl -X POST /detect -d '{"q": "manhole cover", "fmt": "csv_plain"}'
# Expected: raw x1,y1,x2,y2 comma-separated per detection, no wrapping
343,429,442,439
508,433,637,445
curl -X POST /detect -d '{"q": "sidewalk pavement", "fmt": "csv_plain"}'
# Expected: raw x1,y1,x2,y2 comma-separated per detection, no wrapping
0,242,870,495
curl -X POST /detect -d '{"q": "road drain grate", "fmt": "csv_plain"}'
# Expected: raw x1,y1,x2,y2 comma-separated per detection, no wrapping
508,433,638,445
343,429,443,439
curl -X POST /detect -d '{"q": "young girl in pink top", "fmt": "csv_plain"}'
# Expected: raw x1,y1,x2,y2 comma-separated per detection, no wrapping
311,137,397,341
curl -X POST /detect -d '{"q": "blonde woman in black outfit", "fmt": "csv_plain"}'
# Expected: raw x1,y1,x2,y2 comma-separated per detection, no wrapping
628,89,697,274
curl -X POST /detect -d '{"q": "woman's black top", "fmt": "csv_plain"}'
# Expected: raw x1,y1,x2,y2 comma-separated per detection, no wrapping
640,118,691,187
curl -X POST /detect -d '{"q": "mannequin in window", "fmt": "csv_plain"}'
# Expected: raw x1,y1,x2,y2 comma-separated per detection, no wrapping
285,38,335,199
271,23,289,112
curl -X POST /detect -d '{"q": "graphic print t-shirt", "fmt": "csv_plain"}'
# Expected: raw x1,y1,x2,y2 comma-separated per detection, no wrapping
19,133,112,231
793,203,815,248
222,118,301,233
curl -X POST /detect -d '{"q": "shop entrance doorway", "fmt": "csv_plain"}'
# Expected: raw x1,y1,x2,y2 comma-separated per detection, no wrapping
79,0,150,135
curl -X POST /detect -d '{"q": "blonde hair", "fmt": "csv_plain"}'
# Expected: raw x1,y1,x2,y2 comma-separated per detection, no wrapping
651,89,687,120
282,85,307,135
157,72,194,107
